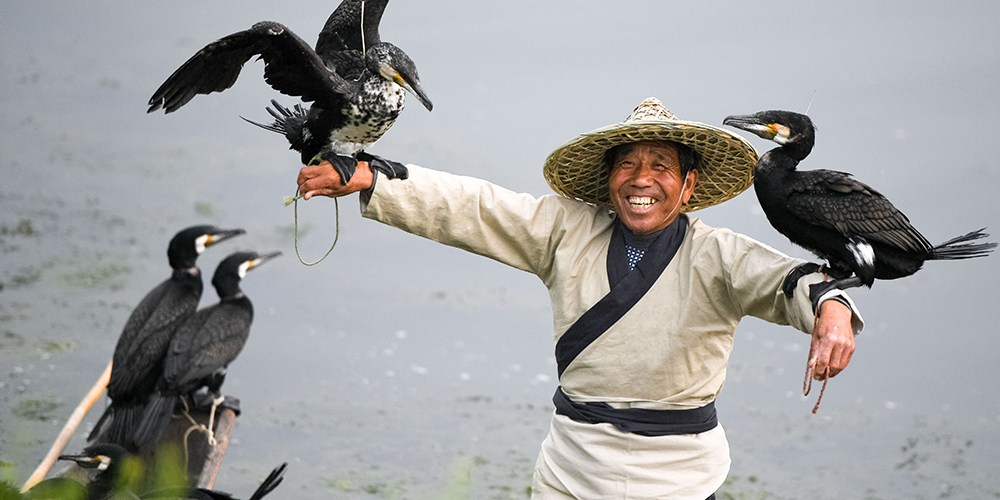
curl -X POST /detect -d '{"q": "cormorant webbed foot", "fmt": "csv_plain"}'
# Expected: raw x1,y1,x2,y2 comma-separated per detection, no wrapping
317,152,358,185
781,262,823,297
808,276,864,307
357,151,409,180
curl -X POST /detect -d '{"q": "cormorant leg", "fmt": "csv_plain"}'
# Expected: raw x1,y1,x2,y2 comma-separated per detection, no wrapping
317,152,358,185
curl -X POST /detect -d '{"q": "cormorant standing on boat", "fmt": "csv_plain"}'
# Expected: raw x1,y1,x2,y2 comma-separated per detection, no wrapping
133,251,281,449
146,0,431,185
89,226,245,451
723,110,996,293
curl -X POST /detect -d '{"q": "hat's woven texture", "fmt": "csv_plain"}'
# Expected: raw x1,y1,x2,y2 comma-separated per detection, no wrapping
543,98,759,212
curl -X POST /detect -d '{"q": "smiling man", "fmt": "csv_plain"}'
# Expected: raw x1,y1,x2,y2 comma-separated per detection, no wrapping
296,97,863,499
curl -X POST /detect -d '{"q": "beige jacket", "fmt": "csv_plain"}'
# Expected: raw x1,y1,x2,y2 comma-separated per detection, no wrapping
363,165,863,409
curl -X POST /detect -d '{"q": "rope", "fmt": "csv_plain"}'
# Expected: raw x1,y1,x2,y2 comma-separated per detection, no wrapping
290,190,339,266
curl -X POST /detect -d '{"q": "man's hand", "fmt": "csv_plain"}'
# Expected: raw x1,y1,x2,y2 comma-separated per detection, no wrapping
297,160,374,200
808,300,855,380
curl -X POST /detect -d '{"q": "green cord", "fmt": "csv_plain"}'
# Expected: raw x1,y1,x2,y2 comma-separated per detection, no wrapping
291,189,339,266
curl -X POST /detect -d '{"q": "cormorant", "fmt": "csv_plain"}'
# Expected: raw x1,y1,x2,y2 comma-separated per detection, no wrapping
54,444,287,500
722,110,996,293
146,0,431,185
89,226,245,452
133,251,282,449
54,444,131,500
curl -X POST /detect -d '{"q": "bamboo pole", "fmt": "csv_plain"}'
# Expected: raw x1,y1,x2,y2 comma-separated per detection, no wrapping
20,360,113,493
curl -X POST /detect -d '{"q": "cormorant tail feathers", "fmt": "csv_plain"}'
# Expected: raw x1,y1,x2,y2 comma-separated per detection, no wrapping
131,393,176,451
241,100,309,151
88,403,145,450
248,463,288,500
927,228,997,260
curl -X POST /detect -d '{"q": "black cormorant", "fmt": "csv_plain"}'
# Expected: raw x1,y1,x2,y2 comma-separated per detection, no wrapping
89,226,245,451
723,110,996,294
133,251,282,449
54,444,131,500
55,444,287,500
146,0,431,185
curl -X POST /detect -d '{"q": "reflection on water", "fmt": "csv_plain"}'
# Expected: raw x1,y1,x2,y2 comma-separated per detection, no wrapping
2,1,1000,498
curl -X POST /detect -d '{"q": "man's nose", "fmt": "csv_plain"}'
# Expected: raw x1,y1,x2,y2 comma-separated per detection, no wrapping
628,164,655,185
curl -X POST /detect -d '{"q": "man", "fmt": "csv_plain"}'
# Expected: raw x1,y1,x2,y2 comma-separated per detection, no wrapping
296,98,862,499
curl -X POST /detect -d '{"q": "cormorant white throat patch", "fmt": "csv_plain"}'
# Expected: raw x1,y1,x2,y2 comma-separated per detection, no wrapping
238,260,252,279
195,234,210,254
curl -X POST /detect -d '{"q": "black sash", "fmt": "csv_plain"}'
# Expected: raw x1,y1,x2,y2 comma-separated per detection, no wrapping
552,386,718,436
555,215,688,378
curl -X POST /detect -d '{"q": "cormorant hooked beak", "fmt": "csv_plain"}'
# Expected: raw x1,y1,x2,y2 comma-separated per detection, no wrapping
723,114,791,144
205,228,247,248
247,251,283,271
395,75,433,112
57,453,111,471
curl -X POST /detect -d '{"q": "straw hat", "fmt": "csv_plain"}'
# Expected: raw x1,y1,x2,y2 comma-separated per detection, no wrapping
543,97,758,212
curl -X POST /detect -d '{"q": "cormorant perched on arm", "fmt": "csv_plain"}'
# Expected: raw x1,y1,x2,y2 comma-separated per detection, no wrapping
722,110,996,295
146,0,431,185
88,226,245,451
133,251,282,450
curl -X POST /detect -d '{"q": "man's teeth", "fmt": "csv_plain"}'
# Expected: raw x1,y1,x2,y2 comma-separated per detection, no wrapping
629,196,655,208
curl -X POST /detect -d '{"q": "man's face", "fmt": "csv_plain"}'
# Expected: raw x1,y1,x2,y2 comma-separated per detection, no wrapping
608,141,698,235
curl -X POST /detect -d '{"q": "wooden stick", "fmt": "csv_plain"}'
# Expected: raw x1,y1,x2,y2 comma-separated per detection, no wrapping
20,360,113,493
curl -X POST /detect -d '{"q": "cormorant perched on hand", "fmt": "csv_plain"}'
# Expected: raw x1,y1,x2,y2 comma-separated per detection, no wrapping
146,0,431,185
89,226,245,451
723,110,996,293
133,251,282,450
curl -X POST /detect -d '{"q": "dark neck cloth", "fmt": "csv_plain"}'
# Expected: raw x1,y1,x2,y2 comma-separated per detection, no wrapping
621,225,664,271
556,214,689,378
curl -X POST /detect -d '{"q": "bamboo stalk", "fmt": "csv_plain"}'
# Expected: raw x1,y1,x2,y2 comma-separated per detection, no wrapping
20,360,113,493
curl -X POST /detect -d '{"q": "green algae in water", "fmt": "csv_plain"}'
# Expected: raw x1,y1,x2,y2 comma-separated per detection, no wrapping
11,397,60,421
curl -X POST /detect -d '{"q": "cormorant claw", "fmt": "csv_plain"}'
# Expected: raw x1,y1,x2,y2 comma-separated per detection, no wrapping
358,151,409,180
781,262,822,297
318,152,359,185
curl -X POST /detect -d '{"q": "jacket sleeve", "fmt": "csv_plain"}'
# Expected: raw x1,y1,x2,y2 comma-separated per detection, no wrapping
361,164,563,278
723,231,864,336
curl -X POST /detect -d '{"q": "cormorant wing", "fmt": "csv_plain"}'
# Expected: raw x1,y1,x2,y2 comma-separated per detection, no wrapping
148,21,355,114
108,279,200,398
785,169,933,253
164,302,253,392
315,0,388,59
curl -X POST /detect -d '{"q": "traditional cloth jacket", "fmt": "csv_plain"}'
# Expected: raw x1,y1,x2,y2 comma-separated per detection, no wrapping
361,165,864,499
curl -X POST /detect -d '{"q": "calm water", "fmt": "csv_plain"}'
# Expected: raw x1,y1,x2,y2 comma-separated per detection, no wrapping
2,1,999,498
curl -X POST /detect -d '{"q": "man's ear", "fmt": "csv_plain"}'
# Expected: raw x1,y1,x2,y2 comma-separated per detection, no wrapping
681,169,699,203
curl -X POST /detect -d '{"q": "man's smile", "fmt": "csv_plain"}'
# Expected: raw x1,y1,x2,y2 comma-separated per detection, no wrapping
627,195,658,210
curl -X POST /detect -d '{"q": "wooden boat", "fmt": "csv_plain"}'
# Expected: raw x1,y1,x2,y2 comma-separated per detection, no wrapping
22,362,239,493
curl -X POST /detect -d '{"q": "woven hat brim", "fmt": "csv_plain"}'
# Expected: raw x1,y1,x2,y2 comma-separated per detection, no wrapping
543,120,759,212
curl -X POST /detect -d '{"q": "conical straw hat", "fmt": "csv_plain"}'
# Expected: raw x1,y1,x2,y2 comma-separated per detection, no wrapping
543,97,758,211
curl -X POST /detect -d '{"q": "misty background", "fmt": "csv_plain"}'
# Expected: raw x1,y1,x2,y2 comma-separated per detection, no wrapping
2,1,998,498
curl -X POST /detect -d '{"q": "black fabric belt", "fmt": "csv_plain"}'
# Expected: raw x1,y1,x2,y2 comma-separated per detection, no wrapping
552,386,718,437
